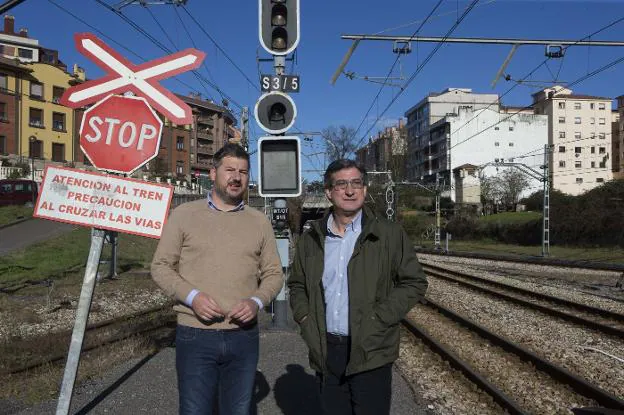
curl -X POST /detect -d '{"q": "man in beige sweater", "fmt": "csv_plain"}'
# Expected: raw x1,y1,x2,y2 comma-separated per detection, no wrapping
151,143,283,415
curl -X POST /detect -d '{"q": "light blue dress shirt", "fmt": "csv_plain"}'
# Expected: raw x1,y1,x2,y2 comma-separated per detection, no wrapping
185,192,263,310
323,210,362,336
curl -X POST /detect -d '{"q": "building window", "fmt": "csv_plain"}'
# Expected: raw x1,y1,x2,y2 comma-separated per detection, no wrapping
590,103,595,110
591,132,596,139
590,117,595,124
576,178,583,184
591,147,595,154
558,116,565,124
0,102,6,121
599,147,606,154
574,102,581,110
494,142,500,147
176,161,184,174
509,126,514,131
574,117,581,124
0,135,5,154
29,108,43,127
51,143,65,162
558,146,565,153
18,48,33,59
559,131,566,138
509,142,514,147
591,161,596,168
597,178,604,183
30,81,43,99
598,132,605,139
559,160,566,167
599,161,606,168
29,139,42,159
176,136,184,150
558,102,565,109
599,118,605,125
575,161,582,168
574,132,581,139
52,112,65,131
575,147,582,153
52,86,64,104
0,73,6,91
494,126,499,130
598,103,606,110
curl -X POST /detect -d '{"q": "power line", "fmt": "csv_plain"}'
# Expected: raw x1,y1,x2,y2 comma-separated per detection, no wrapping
93,0,244,110
448,14,624,145
180,5,259,92
350,0,445,146
450,53,624,150
354,0,481,151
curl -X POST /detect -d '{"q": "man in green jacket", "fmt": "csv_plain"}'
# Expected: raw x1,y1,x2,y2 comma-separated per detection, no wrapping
288,159,428,415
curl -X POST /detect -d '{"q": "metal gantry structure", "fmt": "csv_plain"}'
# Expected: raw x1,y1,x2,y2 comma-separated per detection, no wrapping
484,144,553,257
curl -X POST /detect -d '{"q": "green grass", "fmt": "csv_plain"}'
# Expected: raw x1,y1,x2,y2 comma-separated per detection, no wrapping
477,211,541,224
0,227,158,288
0,205,33,227
442,239,624,265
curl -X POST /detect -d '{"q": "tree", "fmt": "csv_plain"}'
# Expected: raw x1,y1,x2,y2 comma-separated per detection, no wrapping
306,180,324,193
498,168,530,211
479,175,500,215
321,125,358,160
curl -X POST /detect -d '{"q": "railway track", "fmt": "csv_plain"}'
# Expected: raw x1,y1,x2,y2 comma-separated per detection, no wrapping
1,305,175,375
421,263,624,338
401,299,624,414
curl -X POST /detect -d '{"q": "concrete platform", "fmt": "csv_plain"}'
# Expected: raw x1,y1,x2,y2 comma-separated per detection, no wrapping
16,318,425,414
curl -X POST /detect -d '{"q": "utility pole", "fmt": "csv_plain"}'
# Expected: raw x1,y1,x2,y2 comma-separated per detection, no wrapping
485,146,552,257
435,173,441,250
240,107,249,151
542,144,551,257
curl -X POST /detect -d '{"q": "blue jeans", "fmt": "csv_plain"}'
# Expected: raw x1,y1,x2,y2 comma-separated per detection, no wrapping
175,324,259,415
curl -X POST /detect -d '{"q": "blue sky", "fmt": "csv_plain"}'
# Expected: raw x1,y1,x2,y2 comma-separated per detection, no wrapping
10,0,624,182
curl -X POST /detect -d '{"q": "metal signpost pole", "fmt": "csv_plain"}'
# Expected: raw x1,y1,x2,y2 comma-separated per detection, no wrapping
56,228,106,415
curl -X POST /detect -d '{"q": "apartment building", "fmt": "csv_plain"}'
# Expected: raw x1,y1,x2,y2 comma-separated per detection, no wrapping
613,98,623,180
0,15,38,63
0,56,31,155
532,86,613,195
405,87,548,202
405,88,499,181
355,119,407,180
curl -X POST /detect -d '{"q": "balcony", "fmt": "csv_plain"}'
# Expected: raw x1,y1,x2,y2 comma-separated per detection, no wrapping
29,119,44,128
197,145,214,155
192,161,212,171
197,130,214,140
197,116,214,126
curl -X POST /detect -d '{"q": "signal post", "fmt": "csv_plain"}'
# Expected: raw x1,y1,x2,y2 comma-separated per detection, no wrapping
257,0,301,329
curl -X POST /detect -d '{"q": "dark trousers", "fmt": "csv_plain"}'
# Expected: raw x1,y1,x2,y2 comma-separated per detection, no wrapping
175,324,259,415
318,333,392,415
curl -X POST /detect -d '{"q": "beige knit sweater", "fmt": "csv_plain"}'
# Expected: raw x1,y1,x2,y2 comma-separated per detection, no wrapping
151,199,284,329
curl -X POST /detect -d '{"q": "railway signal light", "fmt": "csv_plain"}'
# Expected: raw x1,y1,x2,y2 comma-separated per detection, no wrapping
259,0,300,56
258,136,301,197
254,91,297,135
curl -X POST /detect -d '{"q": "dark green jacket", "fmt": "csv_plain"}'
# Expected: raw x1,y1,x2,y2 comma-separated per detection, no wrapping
288,206,428,376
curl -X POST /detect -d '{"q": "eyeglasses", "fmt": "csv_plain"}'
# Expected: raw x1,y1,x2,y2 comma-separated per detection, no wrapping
332,178,365,190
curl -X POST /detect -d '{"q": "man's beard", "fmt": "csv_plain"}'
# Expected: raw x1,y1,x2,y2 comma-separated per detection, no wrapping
215,180,244,205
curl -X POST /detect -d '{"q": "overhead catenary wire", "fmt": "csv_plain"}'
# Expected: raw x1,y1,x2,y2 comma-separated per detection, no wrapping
448,14,624,146
353,0,481,151
350,0,446,146
450,53,624,150
93,0,245,110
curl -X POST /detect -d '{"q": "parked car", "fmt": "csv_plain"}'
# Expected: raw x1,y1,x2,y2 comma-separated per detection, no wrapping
0,179,38,207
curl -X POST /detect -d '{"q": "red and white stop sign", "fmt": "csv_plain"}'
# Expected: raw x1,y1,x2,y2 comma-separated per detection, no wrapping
80,94,163,174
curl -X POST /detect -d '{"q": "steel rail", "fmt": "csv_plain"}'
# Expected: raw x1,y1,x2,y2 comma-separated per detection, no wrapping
416,247,624,272
423,263,624,323
413,298,624,410
401,317,527,415
424,267,624,338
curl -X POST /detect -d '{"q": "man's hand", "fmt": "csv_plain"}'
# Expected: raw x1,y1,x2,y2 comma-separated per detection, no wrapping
191,292,225,321
228,299,259,324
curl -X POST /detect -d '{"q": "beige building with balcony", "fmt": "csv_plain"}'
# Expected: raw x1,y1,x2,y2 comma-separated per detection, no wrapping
533,86,614,195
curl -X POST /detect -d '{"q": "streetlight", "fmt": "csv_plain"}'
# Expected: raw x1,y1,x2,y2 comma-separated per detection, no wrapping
28,136,36,181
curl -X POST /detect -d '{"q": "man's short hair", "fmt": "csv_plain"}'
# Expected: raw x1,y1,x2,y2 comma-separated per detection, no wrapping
213,143,250,169
323,159,368,189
